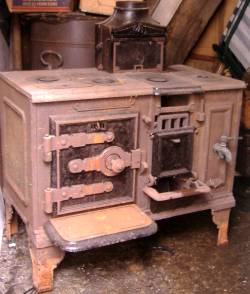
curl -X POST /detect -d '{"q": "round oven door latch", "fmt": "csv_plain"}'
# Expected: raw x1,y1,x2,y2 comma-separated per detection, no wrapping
101,146,130,176
68,146,141,177
106,155,126,174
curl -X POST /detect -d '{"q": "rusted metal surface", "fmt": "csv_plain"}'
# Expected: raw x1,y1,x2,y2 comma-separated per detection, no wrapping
95,1,166,73
21,13,104,70
0,65,245,292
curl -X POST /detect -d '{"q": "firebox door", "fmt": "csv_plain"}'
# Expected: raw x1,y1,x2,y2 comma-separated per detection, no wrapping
43,112,140,216
152,113,194,178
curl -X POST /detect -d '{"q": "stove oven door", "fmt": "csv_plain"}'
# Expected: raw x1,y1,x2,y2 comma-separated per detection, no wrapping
43,112,140,216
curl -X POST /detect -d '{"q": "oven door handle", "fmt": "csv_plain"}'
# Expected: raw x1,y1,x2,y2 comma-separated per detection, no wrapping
153,86,204,96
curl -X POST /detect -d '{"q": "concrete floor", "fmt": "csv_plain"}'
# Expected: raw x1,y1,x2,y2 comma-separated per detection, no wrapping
1,198,250,294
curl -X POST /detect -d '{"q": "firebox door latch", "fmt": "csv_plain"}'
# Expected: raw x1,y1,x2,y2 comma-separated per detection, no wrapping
42,131,115,162
68,146,142,177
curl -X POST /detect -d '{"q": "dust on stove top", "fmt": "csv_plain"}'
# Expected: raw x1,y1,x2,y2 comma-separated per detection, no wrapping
0,65,245,103
29,71,123,89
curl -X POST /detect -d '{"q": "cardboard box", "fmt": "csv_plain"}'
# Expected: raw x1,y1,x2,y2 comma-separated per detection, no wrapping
6,0,74,13
80,0,143,16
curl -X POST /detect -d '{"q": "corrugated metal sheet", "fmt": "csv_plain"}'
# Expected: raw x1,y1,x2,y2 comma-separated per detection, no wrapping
224,0,250,69
229,5,250,69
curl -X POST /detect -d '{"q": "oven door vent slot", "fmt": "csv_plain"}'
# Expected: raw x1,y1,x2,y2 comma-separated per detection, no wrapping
156,113,190,132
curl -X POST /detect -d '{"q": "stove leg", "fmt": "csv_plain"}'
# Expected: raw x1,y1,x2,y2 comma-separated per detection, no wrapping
30,245,65,293
5,203,18,240
212,208,231,246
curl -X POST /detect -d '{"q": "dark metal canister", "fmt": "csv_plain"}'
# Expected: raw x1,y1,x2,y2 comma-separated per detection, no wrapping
22,13,104,70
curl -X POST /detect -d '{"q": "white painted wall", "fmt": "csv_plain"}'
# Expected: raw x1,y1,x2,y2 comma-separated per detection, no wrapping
0,30,9,250
0,189,4,250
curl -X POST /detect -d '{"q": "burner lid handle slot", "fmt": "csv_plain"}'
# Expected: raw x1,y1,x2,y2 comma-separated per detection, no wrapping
153,86,204,96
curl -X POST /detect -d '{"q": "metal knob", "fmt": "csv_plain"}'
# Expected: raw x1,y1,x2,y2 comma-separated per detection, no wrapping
110,158,125,173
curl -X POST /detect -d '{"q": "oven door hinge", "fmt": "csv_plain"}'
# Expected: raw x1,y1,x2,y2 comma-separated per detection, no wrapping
44,182,114,214
42,131,115,162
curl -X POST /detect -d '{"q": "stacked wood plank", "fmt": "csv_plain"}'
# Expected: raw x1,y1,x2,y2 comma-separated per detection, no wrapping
165,0,223,66
185,0,238,72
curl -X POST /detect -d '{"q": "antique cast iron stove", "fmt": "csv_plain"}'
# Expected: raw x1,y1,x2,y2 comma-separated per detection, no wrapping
95,1,166,72
0,66,245,292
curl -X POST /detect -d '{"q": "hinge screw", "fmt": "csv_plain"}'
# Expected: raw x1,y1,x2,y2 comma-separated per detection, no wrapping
106,132,114,142
62,191,67,198
61,139,67,146
105,182,113,192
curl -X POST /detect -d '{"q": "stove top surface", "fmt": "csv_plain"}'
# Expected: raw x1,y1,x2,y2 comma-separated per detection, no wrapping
0,65,245,103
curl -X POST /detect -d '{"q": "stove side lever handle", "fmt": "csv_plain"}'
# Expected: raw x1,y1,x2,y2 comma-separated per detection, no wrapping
213,135,232,163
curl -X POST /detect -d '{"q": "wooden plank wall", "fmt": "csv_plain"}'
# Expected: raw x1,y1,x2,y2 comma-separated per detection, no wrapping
165,0,223,66
0,31,9,71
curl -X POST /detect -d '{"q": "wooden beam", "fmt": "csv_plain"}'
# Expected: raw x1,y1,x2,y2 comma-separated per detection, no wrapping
165,0,223,66
146,0,160,14
10,14,22,70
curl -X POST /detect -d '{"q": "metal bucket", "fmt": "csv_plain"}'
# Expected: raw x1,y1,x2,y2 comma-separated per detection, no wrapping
22,13,104,70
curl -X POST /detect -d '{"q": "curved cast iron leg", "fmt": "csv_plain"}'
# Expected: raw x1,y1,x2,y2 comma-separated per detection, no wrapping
30,245,65,293
5,203,18,240
212,208,231,246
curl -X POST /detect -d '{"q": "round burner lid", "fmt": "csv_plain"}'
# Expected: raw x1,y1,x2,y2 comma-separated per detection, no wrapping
147,76,168,83
92,78,117,84
37,76,60,83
